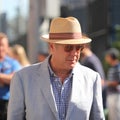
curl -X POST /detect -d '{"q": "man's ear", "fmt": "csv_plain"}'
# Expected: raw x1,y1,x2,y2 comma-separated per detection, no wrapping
49,43,54,53
49,43,53,49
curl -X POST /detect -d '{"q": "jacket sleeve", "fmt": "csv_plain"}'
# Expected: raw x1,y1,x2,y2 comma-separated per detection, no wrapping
89,73,105,120
7,72,25,120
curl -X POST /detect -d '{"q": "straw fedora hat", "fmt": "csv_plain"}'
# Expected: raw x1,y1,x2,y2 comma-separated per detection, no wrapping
40,17,92,44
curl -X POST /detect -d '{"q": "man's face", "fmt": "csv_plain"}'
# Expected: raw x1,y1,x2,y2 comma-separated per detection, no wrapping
50,43,84,70
105,54,112,65
0,38,9,60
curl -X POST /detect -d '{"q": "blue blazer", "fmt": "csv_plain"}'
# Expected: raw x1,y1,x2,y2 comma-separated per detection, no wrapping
7,57,105,120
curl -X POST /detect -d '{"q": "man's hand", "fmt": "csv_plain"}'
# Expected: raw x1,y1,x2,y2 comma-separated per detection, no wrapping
0,73,14,85
105,80,119,87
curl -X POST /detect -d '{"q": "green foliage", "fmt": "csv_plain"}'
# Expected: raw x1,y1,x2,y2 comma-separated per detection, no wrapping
112,25,120,60
112,40,120,51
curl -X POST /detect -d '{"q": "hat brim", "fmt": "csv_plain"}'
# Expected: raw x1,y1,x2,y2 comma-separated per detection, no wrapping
40,34,92,44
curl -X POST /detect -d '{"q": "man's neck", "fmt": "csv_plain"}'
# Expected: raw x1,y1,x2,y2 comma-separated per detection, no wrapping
50,58,71,82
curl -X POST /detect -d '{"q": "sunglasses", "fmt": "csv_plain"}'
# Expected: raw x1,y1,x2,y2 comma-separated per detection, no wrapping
64,45,84,52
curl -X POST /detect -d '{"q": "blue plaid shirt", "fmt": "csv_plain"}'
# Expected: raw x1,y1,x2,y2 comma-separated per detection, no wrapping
48,64,73,120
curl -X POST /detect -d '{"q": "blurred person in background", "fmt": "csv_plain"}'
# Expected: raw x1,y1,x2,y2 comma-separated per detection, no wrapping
8,44,30,67
80,43,105,85
37,51,49,62
0,33,21,120
80,43,106,108
105,48,120,120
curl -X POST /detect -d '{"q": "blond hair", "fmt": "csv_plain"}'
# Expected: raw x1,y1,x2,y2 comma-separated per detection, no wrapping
11,44,30,67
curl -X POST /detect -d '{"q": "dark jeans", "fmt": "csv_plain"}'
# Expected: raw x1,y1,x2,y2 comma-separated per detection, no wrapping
102,87,107,109
0,100,8,120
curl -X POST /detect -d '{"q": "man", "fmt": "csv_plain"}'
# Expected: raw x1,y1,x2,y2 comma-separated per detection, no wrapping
105,48,120,120
80,43,105,85
8,17,105,120
80,43,106,108
0,33,21,120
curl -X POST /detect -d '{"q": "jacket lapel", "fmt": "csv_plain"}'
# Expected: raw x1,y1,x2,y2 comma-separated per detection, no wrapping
37,58,58,119
66,63,84,120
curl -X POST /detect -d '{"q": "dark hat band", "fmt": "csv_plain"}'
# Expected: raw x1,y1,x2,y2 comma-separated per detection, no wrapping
49,33,82,39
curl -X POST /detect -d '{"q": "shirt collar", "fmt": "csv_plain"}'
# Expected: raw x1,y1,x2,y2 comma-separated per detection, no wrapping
47,56,73,79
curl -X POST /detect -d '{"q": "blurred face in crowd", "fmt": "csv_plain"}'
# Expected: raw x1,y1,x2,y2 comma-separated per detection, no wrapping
50,43,84,71
105,54,112,65
0,37,9,61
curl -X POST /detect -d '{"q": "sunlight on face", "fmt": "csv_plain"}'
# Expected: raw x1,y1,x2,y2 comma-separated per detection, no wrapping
105,54,112,65
50,43,83,70
0,38,9,59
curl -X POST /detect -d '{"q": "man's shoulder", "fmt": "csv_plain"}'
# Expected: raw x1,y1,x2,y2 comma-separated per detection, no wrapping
17,61,47,75
75,63,100,82
113,63,120,72
5,56,19,64
3,56,21,70
76,62,97,74
20,62,41,71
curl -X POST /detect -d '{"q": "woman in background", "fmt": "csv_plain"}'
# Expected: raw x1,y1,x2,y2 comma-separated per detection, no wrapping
8,44,30,67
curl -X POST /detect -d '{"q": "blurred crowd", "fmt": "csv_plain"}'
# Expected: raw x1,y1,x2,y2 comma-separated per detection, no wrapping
0,32,120,120
80,43,120,120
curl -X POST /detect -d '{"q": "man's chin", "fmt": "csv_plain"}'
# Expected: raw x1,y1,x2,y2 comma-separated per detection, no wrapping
66,60,77,69
68,63,76,69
